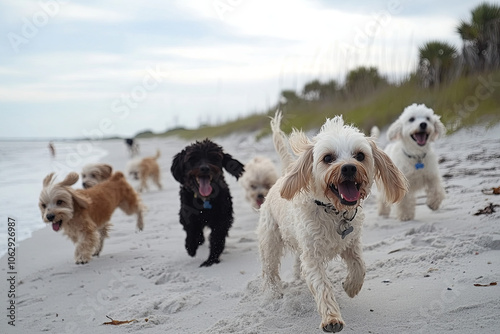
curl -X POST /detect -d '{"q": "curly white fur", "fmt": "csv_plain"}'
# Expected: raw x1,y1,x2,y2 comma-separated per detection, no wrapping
258,112,408,332
378,103,446,221
239,156,278,210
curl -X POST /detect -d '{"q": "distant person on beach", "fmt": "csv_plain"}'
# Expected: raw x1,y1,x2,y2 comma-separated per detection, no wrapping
125,138,139,157
48,142,56,158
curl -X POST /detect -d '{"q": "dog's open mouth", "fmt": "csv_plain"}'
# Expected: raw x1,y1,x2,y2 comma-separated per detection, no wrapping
411,132,429,146
330,181,360,206
197,176,213,197
52,220,62,232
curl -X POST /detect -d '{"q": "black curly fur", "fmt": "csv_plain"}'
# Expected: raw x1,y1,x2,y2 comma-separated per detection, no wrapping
171,139,244,267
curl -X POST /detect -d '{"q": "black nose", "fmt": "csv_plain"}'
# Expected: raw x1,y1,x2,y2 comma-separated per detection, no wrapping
341,164,357,177
257,194,265,199
82,182,88,189
419,122,427,130
46,213,55,221
200,165,210,173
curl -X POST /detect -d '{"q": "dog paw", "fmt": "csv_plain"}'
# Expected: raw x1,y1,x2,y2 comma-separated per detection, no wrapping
322,323,343,333
342,277,363,298
199,258,220,267
75,260,89,265
398,214,414,221
426,199,442,211
322,316,345,333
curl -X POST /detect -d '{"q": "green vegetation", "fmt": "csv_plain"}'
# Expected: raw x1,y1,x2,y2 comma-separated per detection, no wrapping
138,3,500,141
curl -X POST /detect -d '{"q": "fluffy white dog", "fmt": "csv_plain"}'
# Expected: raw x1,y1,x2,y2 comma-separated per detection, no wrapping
239,156,278,210
378,103,446,221
258,112,407,332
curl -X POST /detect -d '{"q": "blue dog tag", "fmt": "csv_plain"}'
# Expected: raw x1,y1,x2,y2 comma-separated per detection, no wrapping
203,201,212,209
415,162,425,170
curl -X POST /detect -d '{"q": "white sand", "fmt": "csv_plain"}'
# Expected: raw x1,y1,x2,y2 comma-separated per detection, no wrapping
1,125,499,334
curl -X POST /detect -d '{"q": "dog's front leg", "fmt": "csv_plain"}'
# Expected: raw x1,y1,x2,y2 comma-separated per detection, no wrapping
75,230,99,264
340,242,365,298
395,192,416,221
200,227,228,267
425,176,445,211
301,253,344,332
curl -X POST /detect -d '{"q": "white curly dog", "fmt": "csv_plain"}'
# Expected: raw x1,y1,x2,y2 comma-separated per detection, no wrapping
378,103,446,221
258,111,407,332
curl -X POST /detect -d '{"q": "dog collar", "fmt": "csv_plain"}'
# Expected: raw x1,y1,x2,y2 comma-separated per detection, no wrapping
314,200,356,239
403,150,426,170
193,193,212,209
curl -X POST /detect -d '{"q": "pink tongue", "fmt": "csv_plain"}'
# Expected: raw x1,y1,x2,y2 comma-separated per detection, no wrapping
414,133,427,145
198,177,213,197
338,181,360,202
52,222,60,231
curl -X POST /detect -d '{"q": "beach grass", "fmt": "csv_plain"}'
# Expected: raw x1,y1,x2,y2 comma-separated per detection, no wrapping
137,71,500,140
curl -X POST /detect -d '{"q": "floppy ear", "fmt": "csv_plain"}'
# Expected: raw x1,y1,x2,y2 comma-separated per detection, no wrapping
370,140,408,204
171,150,186,184
100,164,113,179
70,189,90,209
223,153,245,180
387,118,402,141
280,144,314,200
430,114,446,141
43,173,55,187
58,172,79,187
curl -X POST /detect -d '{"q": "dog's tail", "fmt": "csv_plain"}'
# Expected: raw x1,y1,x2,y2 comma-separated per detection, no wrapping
270,110,294,174
110,171,125,181
153,149,161,160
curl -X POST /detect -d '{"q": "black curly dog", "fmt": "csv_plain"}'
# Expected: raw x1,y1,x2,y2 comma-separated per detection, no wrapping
171,139,244,267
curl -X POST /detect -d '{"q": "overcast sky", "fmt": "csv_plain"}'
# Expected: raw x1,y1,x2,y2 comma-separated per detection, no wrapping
0,0,485,139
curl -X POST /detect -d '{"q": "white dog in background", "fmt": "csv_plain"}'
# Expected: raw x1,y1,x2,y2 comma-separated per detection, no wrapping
378,103,446,221
239,156,278,210
258,112,407,332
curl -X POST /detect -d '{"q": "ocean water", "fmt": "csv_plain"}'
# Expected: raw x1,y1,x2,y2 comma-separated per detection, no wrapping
0,140,108,257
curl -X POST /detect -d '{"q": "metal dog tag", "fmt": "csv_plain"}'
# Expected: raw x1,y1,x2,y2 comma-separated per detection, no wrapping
341,225,354,239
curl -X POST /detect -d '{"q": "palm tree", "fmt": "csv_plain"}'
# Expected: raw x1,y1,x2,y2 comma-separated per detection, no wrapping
457,2,500,72
418,41,458,87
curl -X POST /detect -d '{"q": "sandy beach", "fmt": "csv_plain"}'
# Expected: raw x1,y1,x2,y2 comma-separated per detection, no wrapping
1,124,499,334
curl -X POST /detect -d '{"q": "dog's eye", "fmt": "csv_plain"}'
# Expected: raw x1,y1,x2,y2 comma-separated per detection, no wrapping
355,152,365,162
251,185,257,190
323,154,335,164
56,200,64,205
41,203,46,209
426,117,430,121
91,173,96,178
82,174,86,178
409,117,415,123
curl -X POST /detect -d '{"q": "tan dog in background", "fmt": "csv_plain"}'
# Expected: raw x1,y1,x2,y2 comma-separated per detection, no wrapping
127,150,162,192
81,163,113,189
39,172,144,264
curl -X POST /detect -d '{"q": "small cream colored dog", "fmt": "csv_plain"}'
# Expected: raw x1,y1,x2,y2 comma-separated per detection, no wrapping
81,163,113,189
127,150,162,192
239,156,278,210
378,103,446,221
39,172,144,264
258,112,407,332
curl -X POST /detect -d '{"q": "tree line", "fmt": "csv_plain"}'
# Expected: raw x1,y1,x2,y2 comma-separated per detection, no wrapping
279,2,500,105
